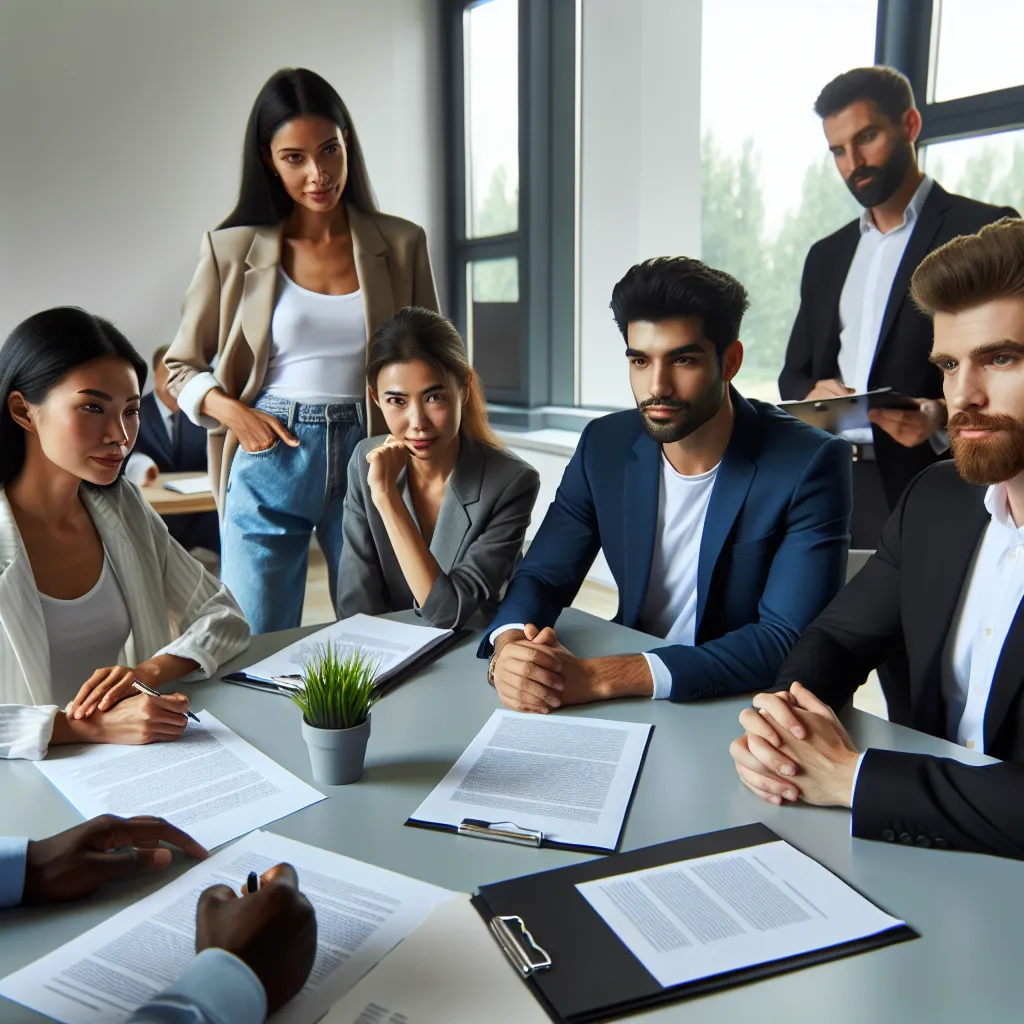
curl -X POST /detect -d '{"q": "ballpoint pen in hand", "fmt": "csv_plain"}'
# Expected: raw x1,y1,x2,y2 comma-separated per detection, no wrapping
132,679,201,723
247,871,259,894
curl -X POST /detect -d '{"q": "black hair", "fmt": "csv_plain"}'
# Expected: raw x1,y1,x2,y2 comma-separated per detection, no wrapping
219,68,377,229
367,307,501,449
609,257,750,356
0,307,147,485
814,66,915,124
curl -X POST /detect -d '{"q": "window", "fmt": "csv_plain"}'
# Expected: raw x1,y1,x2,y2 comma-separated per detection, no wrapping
921,129,1024,212
930,0,1024,103
700,0,878,403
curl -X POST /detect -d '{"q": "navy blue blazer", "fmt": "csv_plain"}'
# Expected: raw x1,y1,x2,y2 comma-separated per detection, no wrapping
480,390,853,701
134,392,208,474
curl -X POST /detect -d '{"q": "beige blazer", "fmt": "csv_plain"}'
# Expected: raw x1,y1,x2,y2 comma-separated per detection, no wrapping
164,205,439,511
0,481,250,760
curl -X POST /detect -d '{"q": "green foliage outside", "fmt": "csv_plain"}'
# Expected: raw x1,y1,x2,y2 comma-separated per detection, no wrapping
292,642,378,730
472,165,520,303
702,130,1024,396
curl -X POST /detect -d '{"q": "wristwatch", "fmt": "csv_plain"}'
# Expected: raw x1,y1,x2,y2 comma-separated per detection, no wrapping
487,649,499,687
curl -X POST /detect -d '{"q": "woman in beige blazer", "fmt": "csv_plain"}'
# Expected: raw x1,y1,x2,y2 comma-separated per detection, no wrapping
165,68,439,634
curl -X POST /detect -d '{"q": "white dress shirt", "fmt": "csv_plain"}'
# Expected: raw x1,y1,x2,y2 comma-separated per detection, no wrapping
490,456,718,700
852,481,1024,807
837,175,934,445
124,393,176,486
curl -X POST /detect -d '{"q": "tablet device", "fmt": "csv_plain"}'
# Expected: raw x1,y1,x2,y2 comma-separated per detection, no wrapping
779,387,918,434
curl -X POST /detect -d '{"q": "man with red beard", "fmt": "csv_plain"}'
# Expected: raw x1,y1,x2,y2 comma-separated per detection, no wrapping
730,217,1024,860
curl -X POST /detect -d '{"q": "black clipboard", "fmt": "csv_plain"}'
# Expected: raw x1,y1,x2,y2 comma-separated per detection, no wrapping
222,628,471,698
471,822,917,1023
779,387,919,434
404,723,654,855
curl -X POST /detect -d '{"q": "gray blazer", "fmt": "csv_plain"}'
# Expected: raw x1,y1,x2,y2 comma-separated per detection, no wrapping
336,434,541,629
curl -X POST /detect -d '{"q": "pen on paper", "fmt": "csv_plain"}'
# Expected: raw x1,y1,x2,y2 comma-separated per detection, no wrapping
131,679,201,723
246,871,259,894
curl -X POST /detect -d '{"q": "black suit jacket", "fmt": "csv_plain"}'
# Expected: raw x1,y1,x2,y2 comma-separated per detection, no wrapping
778,183,1017,507
134,392,208,474
777,462,1024,859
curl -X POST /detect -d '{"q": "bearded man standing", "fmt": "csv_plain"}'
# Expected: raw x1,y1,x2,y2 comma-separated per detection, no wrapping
481,257,852,711
779,66,1018,548
734,218,1024,861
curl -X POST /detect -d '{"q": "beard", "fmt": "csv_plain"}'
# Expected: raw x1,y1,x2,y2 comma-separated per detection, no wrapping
845,138,913,209
949,411,1024,485
638,378,726,444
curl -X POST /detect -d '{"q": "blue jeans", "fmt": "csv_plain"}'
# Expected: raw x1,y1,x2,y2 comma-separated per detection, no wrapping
221,395,365,635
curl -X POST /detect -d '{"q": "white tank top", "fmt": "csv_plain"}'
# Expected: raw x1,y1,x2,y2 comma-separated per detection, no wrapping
263,269,367,404
39,555,132,709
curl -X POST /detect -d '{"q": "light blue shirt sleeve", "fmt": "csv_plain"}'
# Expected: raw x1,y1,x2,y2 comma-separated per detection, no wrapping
126,949,267,1024
0,837,28,908
642,653,672,700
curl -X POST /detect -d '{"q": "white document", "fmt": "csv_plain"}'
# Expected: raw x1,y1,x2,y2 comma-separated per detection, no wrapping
323,897,546,1024
408,710,652,852
33,710,325,850
238,614,453,693
577,840,905,989
163,475,211,494
0,831,455,1024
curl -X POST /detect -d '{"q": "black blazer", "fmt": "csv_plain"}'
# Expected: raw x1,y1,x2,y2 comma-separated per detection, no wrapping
134,392,208,474
777,462,1024,859
778,183,1017,507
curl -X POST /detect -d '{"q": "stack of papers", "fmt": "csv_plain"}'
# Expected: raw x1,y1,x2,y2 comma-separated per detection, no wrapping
163,475,212,494
228,613,455,697
34,711,324,850
0,831,455,1024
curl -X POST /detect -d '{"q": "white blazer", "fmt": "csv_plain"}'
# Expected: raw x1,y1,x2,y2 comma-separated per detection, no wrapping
0,480,250,760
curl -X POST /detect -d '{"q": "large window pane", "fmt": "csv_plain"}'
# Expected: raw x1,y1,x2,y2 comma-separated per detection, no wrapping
931,0,1024,103
464,0,519,238
922,129,1024,212
701,0,876,403
467,257,522,392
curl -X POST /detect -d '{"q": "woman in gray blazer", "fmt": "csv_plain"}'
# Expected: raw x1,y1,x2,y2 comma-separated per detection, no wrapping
337,307,540,630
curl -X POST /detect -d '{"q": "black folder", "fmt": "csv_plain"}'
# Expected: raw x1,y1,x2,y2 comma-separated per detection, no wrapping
222,628,471,698
471,822,917,1022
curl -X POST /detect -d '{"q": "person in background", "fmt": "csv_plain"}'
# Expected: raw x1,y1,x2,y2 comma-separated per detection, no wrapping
124,346,221,556
164,68,439,634
734,219,1024,861
483,258,852,712
779,65,1018,548
0,307,249,761
0,814,316,1021
337,307,540,629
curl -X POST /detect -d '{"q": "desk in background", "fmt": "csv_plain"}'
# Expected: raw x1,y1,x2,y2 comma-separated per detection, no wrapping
139,472,217,516
1,610,1020,1023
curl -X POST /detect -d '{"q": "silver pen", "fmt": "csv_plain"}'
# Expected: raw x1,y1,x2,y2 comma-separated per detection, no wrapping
132,679,200,723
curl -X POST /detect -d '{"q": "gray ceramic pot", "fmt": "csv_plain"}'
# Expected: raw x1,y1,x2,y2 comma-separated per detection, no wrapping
300,713,371,785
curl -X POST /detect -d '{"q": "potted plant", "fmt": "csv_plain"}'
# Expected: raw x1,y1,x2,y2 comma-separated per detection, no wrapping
292,642,378,785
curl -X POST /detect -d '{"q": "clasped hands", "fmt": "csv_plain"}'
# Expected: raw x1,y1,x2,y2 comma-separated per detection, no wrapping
491,624,599,713
804,379,946,448
729,682,861,809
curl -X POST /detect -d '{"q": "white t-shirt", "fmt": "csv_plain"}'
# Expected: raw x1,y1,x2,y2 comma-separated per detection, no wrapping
262,269,367,404
638,456,719,647
38,555,132,708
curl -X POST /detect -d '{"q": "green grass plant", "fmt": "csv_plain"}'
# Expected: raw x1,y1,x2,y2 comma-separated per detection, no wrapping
292,642,379,730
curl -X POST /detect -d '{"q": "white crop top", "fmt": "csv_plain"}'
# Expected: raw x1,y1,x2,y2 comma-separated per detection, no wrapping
38,555,132,709
263,269,367,404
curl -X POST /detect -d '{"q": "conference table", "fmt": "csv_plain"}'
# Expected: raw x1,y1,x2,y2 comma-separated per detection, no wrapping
1,610,1021,1022
139,472,217,516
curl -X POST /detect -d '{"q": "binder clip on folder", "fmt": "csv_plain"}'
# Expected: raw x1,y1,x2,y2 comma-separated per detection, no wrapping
489,914,552,977
457,818,544,847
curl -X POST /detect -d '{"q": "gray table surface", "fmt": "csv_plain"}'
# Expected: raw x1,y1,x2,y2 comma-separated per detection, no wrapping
1,609,1021,1023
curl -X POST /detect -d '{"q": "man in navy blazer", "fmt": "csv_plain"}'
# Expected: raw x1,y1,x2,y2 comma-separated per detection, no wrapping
125,347,220,554
482,257,853,710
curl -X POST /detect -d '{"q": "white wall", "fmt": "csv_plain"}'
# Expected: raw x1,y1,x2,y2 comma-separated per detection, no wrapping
0,0,446,367
578,0,702,409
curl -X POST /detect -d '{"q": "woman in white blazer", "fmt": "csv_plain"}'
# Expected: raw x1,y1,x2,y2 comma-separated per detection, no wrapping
0,308,250,760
